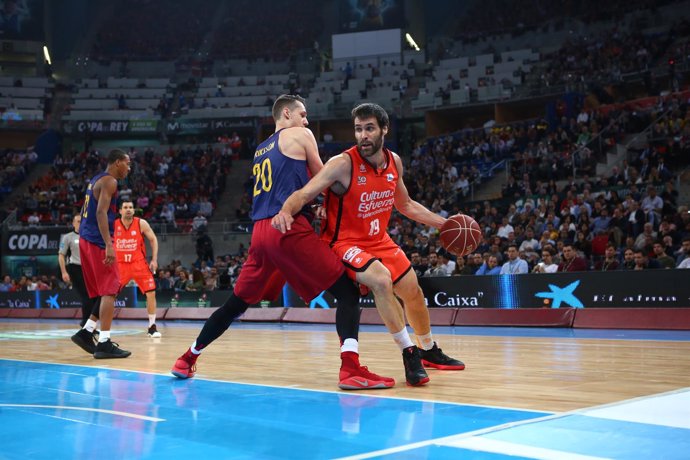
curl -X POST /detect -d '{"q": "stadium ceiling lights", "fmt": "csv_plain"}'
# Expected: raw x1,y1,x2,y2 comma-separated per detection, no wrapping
43,45,52,65
405,33,420,51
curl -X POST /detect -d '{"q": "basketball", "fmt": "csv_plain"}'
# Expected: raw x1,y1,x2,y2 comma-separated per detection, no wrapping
439,214,482,257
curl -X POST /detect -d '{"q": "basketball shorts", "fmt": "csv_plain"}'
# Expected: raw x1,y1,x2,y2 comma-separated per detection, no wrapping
233,216,345,304
330,237,412,284
119,260,156,293
79,238,121,298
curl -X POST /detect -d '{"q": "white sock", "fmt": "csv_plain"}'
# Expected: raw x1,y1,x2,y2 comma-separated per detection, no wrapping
190,340,202,355
148,314,156,327
98,330,111,342
417,332,435,351
392,327,414,351
83,319,97,333
341,338,359,354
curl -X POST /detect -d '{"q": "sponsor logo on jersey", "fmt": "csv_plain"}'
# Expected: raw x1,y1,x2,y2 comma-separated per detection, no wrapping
357,176,367,185
343,246,363,262
386,173,395,182
359,163,367,172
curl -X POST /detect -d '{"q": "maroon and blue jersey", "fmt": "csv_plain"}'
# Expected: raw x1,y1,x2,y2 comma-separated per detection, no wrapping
80,172,118,248
250,129,310,221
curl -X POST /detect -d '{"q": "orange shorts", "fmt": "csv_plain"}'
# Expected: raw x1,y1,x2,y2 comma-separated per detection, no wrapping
330,238,412,284
119,260,156,293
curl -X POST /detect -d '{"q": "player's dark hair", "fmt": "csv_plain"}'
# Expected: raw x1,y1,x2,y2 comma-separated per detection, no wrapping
351,102,389,129
107,149,128,164
119,200,134,209
272,94,306,121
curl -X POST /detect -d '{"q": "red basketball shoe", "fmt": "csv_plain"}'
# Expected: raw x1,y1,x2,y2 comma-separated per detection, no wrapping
171,350,198,379
338,351,395,390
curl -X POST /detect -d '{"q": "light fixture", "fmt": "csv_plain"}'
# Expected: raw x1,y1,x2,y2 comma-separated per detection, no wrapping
405,33,420,51
43,45,52,65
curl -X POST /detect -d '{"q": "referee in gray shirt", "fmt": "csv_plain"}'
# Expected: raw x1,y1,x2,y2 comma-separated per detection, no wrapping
59,214,100,327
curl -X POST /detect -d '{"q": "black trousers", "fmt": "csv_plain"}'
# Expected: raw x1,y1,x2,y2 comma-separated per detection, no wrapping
66,264,100,326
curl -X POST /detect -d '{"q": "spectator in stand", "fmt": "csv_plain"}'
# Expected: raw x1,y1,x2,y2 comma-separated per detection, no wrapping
439,252,456,275
652,242,675,269
500,245,528,275
475,255,501,275
641,185,663,228
466,253,484,274
558,244,588,272
157,269,174,290
174,270,192,292
423,252,447,277
409,251,426,278
518,227,540,261
0,275,14,292
198,196,213,217
634,250,659,270
594,244,620,271
634,223,657,251
192,211,208,233
676,237,690,266
533,248,558,273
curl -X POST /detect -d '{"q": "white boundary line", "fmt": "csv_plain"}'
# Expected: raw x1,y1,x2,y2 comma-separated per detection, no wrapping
0,404,165,422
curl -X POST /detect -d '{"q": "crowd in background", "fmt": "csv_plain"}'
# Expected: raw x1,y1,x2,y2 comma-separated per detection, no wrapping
12,144,231,229
2,0,690,293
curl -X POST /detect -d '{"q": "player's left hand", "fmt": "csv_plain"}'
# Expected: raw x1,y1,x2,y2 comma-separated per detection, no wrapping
271,210,294,233
314,205,327,220
104,245,115,266
149,260,158,273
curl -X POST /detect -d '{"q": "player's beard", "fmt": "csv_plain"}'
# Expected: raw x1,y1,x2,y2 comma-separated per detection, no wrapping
357,134,384,159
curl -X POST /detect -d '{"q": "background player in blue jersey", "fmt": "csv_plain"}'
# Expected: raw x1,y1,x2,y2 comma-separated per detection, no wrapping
172,95,393,389
71,149,132,359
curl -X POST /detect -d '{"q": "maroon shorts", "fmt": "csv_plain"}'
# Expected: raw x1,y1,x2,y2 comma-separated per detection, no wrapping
233,216,345,304
79,238,121,298
119,260,156,293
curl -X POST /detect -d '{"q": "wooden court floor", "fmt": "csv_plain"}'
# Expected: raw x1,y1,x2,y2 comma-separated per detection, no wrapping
1,319,689,413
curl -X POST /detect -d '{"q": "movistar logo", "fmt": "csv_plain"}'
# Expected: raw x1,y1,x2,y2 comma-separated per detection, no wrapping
535,280,584,308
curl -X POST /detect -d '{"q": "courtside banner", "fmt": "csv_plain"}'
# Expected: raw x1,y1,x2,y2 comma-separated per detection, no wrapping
284,270,690,309
2,227,68,255
0,288,137,309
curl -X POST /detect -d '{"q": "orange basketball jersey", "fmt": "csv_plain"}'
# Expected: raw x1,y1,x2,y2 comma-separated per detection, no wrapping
114,217,147,264
321,146,399,246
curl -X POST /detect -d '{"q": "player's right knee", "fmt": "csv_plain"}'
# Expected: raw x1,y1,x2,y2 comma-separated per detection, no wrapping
361,267,393,295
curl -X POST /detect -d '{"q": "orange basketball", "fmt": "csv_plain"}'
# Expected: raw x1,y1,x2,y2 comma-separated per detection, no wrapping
439,214,482,257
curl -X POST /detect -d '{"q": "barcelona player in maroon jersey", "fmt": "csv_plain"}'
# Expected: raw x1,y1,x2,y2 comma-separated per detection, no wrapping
71,149,132,359
172,95,393,390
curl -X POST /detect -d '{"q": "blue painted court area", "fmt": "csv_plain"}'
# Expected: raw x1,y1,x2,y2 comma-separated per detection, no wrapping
0,359,547,459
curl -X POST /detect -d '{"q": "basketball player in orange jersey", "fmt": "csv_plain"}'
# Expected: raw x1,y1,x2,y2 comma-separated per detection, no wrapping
114,200,161,337
172,94,393,390
273,103,465,386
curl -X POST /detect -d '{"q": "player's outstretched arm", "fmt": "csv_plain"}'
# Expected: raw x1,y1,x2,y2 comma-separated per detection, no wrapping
272,155,349,233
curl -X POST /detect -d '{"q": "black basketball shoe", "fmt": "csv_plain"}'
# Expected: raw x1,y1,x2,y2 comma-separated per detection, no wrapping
402,345,430,386
93,339,131,359
71,328,97,355
420,342,466,370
